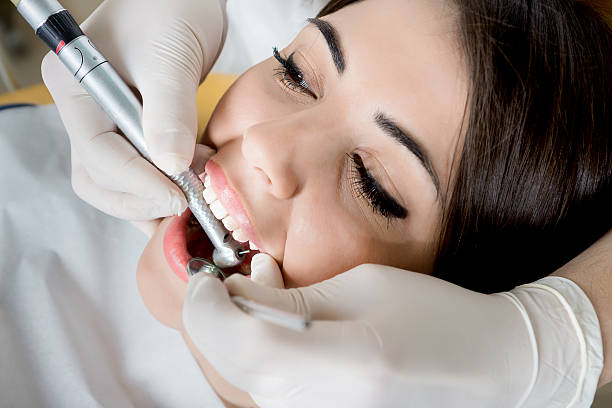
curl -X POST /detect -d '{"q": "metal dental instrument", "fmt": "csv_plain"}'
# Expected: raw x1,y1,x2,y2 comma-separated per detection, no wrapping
187,258,311,331
12,0,247,268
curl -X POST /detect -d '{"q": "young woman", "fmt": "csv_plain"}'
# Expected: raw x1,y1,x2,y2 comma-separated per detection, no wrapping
42,0,611,406
129,0,611,405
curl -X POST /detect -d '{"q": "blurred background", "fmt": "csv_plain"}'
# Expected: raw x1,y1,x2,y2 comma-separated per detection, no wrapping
0,0,101,94
0,1,611,406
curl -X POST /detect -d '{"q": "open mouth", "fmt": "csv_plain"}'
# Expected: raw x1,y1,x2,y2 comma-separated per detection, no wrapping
163,207,260,283
187,209,259,274
163,169,261,283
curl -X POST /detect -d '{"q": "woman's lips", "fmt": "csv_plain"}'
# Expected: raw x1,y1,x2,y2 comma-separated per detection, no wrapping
163,208,192,283
205,159,262,249
162,160,261,283
162,208,256,283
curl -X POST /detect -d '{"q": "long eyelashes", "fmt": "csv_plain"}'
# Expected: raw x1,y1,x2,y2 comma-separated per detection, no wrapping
349,153,408,220
271,47,406,222
272,47,318,99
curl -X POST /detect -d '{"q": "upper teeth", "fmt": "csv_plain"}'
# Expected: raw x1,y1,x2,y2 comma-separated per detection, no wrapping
222,216,239,231
202,173,259,251
203,187,216,204
209,200,227,219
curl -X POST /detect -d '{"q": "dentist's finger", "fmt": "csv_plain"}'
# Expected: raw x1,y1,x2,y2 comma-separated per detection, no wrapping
130,0,226,176
138,55,201,176
223,265,379,320
249,253,285,288
72,160,183,220
42,52,115,143
191,144,217,175
183,273,381,396
80,130,186,204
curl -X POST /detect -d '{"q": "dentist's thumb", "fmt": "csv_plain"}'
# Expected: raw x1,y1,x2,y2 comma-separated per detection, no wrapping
224,257,367,321
139,65,201,176
130,0,227,176
249,253,286,288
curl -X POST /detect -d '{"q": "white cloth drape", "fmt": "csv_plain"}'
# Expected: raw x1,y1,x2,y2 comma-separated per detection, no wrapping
0,1,330,405
0,105,222,407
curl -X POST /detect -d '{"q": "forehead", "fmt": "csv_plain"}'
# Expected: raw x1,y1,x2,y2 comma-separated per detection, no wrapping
313,0,468,194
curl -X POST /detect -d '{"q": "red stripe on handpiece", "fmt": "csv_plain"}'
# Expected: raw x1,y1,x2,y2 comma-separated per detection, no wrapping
56,40,66,54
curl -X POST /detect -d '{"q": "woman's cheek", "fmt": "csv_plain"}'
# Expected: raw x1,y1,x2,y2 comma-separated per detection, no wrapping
281,221,365,288
136,222,187,331
205,59,297,148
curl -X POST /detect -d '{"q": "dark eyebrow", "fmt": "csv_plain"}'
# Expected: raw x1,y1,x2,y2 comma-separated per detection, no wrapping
306,17,345,74
375,112,442,200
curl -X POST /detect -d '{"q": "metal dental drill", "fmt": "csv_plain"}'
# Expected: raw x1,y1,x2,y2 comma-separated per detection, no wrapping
12,0,247,268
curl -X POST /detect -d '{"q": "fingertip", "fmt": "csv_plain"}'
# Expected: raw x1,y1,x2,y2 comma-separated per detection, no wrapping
191,144,217,174
169,191,188,216
251,253,275,270
250,253,285,289
194,143,217,159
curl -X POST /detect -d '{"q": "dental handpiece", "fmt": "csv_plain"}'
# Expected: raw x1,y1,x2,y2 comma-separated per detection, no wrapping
12,0,246,268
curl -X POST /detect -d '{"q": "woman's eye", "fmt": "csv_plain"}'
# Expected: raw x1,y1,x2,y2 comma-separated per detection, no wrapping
272,47,318,99
349,153,408,220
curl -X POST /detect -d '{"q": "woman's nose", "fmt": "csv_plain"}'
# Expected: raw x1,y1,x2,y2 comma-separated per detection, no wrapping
241,120,303,200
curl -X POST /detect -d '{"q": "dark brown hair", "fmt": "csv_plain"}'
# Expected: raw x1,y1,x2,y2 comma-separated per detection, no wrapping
319,0,612,293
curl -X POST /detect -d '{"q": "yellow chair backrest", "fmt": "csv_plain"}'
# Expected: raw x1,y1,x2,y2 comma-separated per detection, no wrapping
0,72,237,141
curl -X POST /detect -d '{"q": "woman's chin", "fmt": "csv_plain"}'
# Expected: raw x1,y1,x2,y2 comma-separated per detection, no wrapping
137,216,258,406
136,216,188,331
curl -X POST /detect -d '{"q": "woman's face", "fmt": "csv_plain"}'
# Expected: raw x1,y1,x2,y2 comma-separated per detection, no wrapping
137,0,467,329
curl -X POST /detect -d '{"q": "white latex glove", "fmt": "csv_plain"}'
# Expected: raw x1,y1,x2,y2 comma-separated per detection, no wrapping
41,0,227,224
248,253,286,289
183,256,603,408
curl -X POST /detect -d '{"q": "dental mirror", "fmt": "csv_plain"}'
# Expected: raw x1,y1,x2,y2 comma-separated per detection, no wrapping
187,257,226,280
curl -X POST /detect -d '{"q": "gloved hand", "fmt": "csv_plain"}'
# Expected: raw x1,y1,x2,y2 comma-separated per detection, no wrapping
183,255,603,408
41,0,227,225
